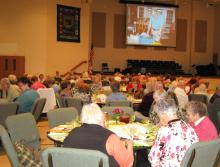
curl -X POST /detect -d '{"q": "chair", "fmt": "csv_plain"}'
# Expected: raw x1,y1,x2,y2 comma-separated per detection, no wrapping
6,113,40,150
189,94,208,104
102,106,134,116
64,97,83,115
30,98,46,122
106,100,133,107
55,93,62,108
0,125,20,167
47,107,79,128
208,98,220,133
41,147,109,167
0,102,19,128
181,139,220,167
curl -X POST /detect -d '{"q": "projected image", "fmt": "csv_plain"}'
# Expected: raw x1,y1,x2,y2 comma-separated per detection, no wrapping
126,4,176,47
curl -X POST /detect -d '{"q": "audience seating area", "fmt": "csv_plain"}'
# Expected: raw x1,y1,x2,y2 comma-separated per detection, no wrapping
123,59,184,75
1,72,220,167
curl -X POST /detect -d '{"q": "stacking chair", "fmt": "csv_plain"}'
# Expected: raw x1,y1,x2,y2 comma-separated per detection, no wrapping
64,97,83,115
31,98,46,122
0,125,20,167
47,107,79,128
6,113,41,150
102,106,134,116
208,98,220,133
181,139,220,167
189,94,208,104
55,93,62,108
106,100,133,107
41,147,109,167
0,102,19,128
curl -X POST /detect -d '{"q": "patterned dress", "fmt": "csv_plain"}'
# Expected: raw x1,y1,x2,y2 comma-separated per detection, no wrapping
149,119,198,167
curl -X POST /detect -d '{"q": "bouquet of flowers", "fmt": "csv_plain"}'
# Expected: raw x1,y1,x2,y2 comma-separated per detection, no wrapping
112,108,124,123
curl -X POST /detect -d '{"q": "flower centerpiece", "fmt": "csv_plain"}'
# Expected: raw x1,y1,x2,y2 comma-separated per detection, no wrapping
112,108,124,124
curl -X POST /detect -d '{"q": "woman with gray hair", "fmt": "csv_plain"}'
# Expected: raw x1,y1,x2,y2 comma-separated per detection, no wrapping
148,97,198,167
63,103,134,167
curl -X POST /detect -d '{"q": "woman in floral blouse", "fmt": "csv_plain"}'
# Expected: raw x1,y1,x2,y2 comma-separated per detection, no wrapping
148,97,198,167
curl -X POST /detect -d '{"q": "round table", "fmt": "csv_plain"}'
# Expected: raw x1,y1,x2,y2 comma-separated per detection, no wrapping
47,122,157,166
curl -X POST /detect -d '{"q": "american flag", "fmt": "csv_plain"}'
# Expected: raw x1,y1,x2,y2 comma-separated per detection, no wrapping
88,44,94,74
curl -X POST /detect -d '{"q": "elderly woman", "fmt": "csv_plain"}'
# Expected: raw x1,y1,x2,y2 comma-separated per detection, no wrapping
185,101,218,142
149,89,168,125
63,103,134,167
149,97,198,167
0,77,21,102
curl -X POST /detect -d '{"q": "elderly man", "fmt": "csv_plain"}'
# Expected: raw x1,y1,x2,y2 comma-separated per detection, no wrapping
63,103,134,167
146,9,165,43
0,78,21,102
106,81,127,102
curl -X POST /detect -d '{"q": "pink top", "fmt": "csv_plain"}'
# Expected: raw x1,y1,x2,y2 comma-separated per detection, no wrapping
190,116,218,142
31,82,45,91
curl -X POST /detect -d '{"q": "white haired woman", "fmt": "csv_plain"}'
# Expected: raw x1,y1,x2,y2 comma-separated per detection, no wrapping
63,103,134,167
148,97,198,167
149,89,168,125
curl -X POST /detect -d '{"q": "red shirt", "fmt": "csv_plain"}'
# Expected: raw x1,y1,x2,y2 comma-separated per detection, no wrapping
190,116,218,142
126,83,142,91
31,82,45,90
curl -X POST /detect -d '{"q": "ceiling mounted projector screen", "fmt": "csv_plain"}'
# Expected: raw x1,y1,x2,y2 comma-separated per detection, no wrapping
126,4,176,47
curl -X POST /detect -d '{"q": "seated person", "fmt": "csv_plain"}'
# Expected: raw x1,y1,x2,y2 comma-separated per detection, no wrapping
149,89,168,125
106,81,127,102
8,74,20,91
137,83,154,117
38,73,45,83
174,79,189,110
149,97,198,167
59,80,72,106
185,101,218,142
31,75,45,90
63,103,134,167
90,74,102,92
0,78,21,102
72,82,92,104
126,79,142,94
209,84,220,103
16,76,40,113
